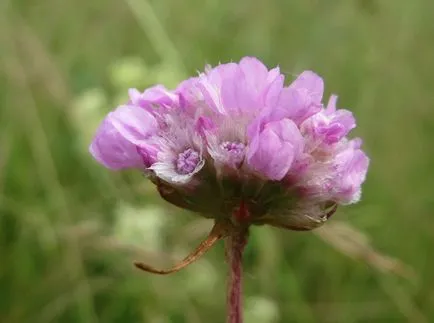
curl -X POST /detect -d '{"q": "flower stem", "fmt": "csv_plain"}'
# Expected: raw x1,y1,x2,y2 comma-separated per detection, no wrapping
226,227,248,323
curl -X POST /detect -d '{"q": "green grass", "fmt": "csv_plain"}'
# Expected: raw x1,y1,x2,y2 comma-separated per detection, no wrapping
1,0,434,322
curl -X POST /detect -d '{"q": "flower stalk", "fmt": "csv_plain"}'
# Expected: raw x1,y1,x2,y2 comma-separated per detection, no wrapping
226,228,248,323
225,201,250,323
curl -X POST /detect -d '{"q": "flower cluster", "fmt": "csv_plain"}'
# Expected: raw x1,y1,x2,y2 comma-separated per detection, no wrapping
90,57,369,231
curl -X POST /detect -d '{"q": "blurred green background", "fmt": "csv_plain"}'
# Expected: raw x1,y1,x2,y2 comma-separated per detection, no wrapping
1,0,434,322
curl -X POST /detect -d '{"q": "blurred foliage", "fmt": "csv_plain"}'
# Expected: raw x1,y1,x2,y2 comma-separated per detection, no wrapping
1,0,434,322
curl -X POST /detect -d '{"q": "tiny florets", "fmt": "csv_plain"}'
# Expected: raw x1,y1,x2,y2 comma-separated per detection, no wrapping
221,141,245,154
90,57,369,230
176,148,200,175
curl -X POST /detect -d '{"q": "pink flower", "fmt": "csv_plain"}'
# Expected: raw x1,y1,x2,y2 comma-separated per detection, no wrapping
90,57,369,230
247,118,303,180
89,105,159,169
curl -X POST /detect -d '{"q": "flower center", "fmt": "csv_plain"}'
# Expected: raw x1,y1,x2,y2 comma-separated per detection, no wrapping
176,148,200,174
221,141,245,154
220,141,245,165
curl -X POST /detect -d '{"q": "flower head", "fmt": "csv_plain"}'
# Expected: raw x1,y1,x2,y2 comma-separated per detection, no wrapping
90,57,369,231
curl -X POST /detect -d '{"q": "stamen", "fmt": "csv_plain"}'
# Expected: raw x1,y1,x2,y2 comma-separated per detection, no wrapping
220,141,245,165
176,148,200,175
221,141,245,154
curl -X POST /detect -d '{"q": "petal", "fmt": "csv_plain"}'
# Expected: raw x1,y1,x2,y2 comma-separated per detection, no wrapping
221,69,258,114
260,136,295,180
349,138,363,149
325,94,338,114
109,105,158,147
264,74,284,108
289,70,324,103
272,87,321,125
330,147,370,204
247,119,304,180
239,56,269,91
332,109,356,130
150,158,205,184
89,118,144,170
196,79,222,113
129,85,177,108
206,62,238,87
195,116,216,137
267,66,282,83
274,118,305,156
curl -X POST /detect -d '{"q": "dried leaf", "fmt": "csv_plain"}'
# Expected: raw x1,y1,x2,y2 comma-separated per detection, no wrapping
315,221,416,281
